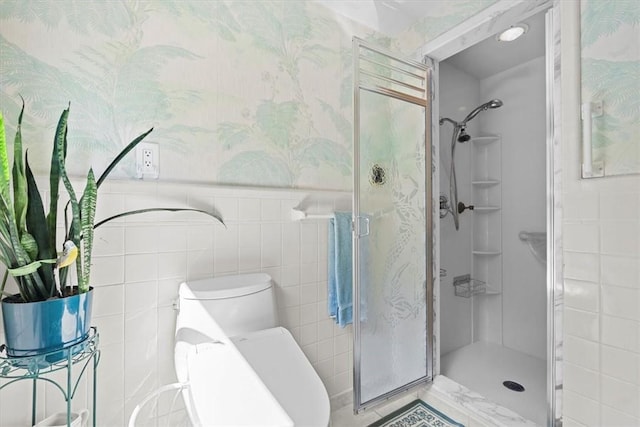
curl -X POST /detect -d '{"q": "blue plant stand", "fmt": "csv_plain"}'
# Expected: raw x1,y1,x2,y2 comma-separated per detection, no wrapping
0,327,100,427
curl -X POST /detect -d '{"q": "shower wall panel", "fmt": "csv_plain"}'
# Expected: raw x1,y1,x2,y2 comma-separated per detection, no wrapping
438,62,481,356
480,56,547,360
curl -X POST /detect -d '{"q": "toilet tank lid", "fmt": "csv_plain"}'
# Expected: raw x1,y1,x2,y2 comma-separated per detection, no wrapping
180,273,272,300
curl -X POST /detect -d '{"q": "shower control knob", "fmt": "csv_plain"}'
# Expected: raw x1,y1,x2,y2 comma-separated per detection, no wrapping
457,202,475,214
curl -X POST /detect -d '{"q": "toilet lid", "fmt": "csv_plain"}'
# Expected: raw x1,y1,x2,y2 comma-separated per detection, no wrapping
232,327,330,427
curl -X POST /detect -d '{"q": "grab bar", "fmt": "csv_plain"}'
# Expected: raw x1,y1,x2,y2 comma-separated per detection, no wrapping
581,101,604,178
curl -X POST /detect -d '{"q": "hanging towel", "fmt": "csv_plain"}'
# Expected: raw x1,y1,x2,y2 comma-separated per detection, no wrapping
328,212,353,327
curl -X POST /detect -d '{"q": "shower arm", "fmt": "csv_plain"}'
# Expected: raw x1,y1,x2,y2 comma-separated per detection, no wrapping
439,117,459,127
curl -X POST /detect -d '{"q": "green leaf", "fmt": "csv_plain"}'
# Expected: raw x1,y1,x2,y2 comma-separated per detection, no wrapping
79,169,97,292
47,107,69,255
7,258,56,277
0,270,8,297
19,232,37,260
12,101,28,241
0,192,49,301
93,208,224,229
55,110,83,287
0,112,11,205
26,152,55,293
96,127,153,188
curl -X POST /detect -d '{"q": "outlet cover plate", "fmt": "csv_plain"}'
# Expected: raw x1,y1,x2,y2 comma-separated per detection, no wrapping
136,142,159,179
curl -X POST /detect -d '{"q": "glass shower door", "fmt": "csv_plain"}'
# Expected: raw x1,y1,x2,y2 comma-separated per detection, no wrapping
353,38,432,410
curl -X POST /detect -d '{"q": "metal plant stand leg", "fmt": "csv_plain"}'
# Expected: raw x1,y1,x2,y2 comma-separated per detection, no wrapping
67,350,72,427
0,327,100,427
32,378,37,426
93,349,98,426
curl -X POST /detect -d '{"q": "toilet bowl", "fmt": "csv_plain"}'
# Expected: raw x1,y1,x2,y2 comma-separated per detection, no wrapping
175,273,330,426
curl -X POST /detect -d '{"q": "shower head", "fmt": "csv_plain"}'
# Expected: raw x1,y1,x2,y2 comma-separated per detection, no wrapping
457,127,471,142
461,99,503,124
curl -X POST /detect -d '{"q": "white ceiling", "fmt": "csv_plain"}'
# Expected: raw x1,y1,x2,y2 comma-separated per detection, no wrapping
314,0,437,35
445,11,546,80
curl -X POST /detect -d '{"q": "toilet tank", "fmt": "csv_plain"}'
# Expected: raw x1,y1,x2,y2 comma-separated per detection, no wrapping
178,273,278,338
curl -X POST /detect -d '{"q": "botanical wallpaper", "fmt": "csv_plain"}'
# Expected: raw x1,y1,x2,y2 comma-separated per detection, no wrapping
0,0,376,190
581,0,640,176
0,0,499,191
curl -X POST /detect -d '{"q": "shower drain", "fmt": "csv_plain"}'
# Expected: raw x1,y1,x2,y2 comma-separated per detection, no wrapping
503,380,525,392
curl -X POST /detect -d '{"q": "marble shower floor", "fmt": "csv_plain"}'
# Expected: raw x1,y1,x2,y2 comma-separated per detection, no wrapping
441,341,546,425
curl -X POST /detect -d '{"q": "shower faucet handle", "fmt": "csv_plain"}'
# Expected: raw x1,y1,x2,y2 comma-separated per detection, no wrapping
457,202,474,214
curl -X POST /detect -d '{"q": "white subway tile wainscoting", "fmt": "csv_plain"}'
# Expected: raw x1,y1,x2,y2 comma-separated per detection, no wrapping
0,179,351,426
562,185,640,425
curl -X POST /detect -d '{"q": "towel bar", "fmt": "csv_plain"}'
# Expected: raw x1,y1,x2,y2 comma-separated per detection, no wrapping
291,209,334,221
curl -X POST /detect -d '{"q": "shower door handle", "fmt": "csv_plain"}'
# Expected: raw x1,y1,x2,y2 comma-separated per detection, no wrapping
356,216,370,237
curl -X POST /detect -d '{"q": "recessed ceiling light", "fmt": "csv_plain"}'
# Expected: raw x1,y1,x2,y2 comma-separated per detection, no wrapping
496,24,528,42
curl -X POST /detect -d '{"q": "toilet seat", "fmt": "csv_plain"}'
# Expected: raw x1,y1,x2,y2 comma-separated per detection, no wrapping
231,327,330,427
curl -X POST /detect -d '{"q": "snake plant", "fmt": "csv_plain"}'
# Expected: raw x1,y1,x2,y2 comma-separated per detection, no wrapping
0,103,223,303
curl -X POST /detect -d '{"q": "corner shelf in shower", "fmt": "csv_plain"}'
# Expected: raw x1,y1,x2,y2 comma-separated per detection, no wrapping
472,180,500,187
483,285,501,295
471,134,503,307
470,135,500,145
473,250,501,256
473,206,500,212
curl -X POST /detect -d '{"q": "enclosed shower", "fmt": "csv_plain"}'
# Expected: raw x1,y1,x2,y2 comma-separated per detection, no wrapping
350,9,551,423
437,10,548,425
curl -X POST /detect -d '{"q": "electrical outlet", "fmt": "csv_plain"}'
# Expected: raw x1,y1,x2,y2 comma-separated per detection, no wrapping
136,142,159,179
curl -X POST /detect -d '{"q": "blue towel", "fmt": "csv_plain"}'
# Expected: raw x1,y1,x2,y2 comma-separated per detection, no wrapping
328,212,352,327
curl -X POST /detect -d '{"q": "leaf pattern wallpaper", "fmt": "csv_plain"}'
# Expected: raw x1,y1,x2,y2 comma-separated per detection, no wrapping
0,0,500,191
581,0,640,176
0,0,372,190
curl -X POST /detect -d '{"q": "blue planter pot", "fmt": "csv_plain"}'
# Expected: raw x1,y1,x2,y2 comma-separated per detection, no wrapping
1,288,93,361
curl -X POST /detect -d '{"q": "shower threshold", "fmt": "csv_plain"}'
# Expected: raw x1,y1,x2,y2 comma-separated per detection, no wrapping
440,341,546,425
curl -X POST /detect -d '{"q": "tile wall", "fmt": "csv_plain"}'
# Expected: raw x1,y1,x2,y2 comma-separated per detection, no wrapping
562,183,640,426
0,179,353,426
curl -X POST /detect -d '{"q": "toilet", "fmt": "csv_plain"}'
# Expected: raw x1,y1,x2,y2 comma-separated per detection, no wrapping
174,273,330,426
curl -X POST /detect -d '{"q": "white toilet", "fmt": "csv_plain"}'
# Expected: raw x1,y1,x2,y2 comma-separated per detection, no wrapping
175,273,330,426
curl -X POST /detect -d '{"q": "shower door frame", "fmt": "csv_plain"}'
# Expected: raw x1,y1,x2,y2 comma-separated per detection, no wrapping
421,0,563,425
352,37,434,413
